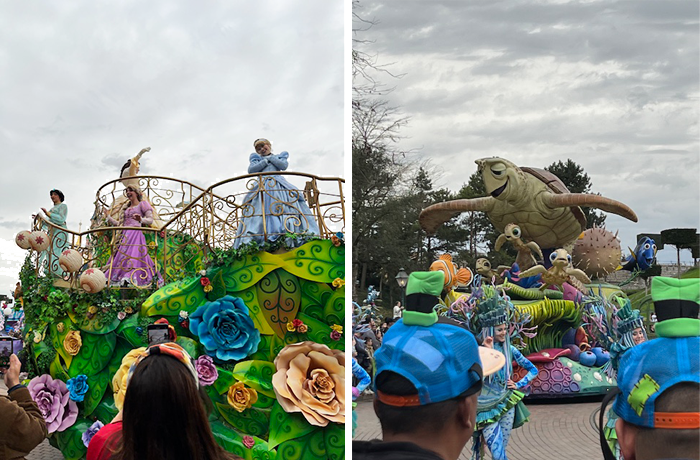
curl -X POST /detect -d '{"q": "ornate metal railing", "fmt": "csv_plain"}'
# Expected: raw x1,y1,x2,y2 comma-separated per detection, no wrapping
31,172,344,287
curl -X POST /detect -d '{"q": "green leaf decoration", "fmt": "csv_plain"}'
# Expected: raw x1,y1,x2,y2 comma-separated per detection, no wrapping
208,267,228,300
92,392,118,424
257,269,301,338
50,317,75,369
222,251,283,292
213,367,236,395
215,402,270,437
106,337,137,381
232,360,276,398
82,366,113,417
268,401,316,448
322,289,345,328
53,417,91,460
49,353,70,382
175,336,200,359
141,276,206,317
295,313,340,351
299,279,333,322
252,391,276,409
324,422,345,460
235,286,275,336
248,334,275,362
275,428,327,460
68,306,121,335
114,315,145,347
278,240,344,283
67,332,116,378
210,420,248,458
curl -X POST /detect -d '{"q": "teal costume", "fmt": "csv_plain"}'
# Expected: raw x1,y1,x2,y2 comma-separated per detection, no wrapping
39,202,68,277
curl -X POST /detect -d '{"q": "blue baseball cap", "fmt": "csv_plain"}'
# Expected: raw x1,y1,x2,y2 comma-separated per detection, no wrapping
374,318,505,406
613,327,700,428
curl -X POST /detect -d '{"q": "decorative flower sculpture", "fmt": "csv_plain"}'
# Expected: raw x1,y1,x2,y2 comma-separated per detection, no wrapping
66,374,89,402
112,347,147,410
82,420,104,447
194,355,219,387
227,381,258,412
272,341,345,427
27,374,79,433
189,296,260,362
63,330,82,356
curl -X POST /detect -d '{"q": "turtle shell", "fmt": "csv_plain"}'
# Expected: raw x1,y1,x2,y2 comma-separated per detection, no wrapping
521,167,586,231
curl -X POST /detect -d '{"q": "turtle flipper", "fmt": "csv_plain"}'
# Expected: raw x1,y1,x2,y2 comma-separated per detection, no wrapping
542,193,638,222
520,265,547,278
526,241,543,260
419,197,494,234
567,268,592,284
495,233,507,251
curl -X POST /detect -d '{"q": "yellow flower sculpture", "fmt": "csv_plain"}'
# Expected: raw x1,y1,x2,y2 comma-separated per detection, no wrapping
330,324,343,334
63,330,83,356
272,341,345,427
332,278,344,288
227,381,258,412
112,347,147,410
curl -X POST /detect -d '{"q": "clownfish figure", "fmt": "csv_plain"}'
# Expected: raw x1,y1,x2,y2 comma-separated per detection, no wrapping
430,253,473,292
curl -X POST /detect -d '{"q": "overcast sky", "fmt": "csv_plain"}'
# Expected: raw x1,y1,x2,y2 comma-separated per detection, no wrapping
0,1,344,294
355,0,699,264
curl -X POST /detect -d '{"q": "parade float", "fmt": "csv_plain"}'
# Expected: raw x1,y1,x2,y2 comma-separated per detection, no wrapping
421,157,642,398
13,149,346,460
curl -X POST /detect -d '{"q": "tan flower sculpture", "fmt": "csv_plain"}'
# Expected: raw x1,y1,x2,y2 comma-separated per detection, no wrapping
272,341,345,427
63,330,83,356
227,382,258,412
112,347,147,410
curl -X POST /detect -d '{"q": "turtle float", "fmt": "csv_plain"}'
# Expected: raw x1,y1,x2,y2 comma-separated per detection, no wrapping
520,248,591,292
419,157,638,249
495,223,543,271
475,258,504,284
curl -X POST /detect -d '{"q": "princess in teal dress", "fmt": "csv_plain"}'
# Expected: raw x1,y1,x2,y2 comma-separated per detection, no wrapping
233,138,319,249
39,189,68,277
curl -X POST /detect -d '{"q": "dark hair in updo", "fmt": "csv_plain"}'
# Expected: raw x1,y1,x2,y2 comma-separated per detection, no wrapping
50,189,65,202
120,160,132,178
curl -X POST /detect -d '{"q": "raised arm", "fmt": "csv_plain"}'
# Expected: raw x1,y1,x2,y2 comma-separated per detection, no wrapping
267,151,289,171
511,346,538,389
139,201,154,226
248,153,269,173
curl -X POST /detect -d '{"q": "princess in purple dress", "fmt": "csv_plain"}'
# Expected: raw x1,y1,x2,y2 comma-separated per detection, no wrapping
103,186,159,286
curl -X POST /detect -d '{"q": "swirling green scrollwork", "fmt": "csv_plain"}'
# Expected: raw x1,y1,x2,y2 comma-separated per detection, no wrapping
210,420,248,458
105,338,135,382
257,269,301,338
141,276,206,317
82,366,112,416
276,429,327,460
279,240,344,283
49,354,70,382
323,422,345,460
222,252,282,292
67,332,116,378
253,391,276,409
296,313,341,351
213,368,236,395
299,279,333,322
215,402,270,438
92,393,118,424
208,267,227,300
322,289,344,327
268,401,316,448
249,334,276,362
114,315,145,348
53,417,91,460
232,360,275,398
50,317,76,369
234,287,274,336
175,336,200,359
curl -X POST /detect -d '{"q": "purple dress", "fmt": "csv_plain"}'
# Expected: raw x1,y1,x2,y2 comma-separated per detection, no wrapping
105,201,158,286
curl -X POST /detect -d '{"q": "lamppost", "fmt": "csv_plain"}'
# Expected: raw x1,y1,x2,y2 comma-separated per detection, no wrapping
395,267,409,308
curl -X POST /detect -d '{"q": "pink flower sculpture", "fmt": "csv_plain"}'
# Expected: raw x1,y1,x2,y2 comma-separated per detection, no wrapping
28,374,79,433
194,355,219,387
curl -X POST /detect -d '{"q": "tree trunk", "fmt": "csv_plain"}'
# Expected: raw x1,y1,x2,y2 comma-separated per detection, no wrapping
360,262,368,298
677,247,681,278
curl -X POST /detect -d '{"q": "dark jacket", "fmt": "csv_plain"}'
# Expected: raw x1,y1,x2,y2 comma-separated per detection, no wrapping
353,440,445,460
0,385,48,460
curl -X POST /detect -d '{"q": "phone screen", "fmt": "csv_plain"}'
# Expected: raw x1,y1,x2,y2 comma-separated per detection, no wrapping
0,338,13,370
147,324,170,345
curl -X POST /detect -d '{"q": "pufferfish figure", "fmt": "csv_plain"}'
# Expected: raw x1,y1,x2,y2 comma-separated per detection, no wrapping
430,254,473,292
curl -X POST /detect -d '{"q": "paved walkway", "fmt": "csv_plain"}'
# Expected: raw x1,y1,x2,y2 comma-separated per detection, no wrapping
353,396,605,460
0,378,65,459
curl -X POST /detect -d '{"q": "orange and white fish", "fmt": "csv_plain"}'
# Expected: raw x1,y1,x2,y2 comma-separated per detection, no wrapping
430,254,473,290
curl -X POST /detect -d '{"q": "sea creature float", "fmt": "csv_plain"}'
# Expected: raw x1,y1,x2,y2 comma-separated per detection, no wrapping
620,236,657,272
494,223,543,271
571,226,622,279
520,248,591,292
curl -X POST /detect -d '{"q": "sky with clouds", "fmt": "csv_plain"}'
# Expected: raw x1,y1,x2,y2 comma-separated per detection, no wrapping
0,1,344,294
354,0,699,264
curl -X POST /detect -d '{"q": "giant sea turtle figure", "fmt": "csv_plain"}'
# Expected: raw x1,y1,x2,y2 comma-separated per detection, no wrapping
419,157,638,249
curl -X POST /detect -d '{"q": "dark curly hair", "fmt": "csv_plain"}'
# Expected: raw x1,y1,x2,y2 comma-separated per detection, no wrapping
50,189,65,202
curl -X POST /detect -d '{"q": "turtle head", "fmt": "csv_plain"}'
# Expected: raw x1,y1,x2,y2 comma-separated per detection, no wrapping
504,223,521,241
475,157,524,201
549,248,572,269
476,258,491,275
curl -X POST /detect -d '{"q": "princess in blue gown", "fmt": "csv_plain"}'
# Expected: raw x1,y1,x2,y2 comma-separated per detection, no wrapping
234,138,319,248
39,189,69,277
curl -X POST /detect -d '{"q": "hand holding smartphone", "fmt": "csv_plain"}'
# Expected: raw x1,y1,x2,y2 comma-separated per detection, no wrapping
147,324,170,346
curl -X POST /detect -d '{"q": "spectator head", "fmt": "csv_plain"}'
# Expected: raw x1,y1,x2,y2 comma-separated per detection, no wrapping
372,271,505,459
599,277,700,460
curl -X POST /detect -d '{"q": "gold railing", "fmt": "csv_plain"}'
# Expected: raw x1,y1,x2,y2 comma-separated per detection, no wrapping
32,173,344,287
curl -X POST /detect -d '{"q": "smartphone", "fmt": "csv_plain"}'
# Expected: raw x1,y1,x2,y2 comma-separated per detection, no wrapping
147,324,170,346
0,337,13,371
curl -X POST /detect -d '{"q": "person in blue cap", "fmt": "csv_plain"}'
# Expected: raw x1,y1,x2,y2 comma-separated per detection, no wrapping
598,276,700,460
352,271,506,460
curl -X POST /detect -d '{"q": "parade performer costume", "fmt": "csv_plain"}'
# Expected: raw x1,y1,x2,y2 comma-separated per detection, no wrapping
234,138,319,249
39,189,68,277
104,186,159,286
473,291,538,460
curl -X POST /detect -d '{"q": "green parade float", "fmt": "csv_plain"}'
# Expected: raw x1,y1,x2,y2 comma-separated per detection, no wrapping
13,148,346,460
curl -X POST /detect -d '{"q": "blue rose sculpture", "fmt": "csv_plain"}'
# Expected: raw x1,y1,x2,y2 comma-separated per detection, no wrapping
189,295,261,362
66,374,89,402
